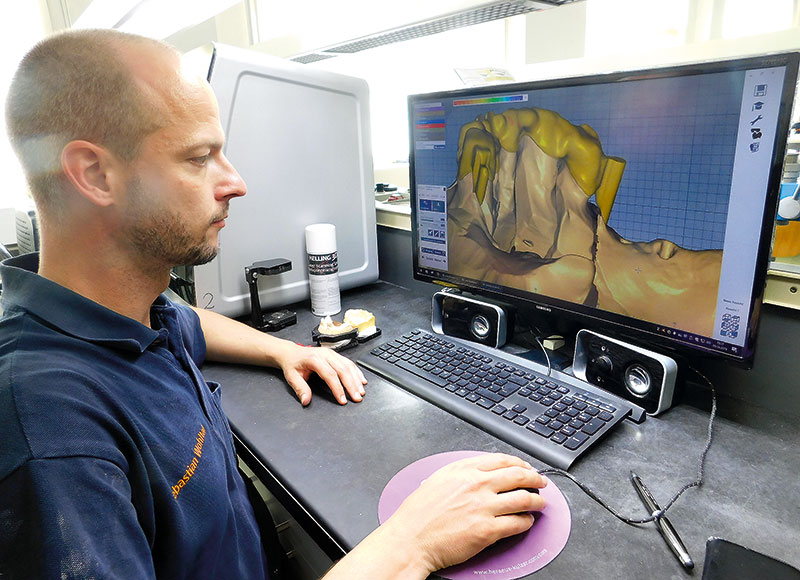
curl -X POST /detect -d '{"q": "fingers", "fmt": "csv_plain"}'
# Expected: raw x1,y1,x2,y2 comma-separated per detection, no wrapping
282,369,313,406
312,349,366,405
437,454,548,513
389,453,547,572
495,487,547,515
282,345,367,406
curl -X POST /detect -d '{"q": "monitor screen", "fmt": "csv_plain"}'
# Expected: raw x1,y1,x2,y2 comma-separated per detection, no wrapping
409,53,799,366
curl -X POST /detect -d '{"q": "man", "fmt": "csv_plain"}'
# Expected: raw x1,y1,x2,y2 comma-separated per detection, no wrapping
0,29,546,579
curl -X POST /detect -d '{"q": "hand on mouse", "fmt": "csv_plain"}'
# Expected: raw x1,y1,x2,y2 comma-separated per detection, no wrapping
324,453,547,579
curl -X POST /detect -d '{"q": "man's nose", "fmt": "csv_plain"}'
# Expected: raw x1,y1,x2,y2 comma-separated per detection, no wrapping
215,153,247,200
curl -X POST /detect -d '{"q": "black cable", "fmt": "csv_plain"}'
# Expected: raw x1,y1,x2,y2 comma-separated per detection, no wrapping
537,366,718,526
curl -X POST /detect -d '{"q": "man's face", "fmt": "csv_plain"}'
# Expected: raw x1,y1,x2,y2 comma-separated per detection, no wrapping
118,69,246,269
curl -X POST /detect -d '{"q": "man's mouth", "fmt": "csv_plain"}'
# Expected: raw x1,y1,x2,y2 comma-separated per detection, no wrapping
211,207,229,227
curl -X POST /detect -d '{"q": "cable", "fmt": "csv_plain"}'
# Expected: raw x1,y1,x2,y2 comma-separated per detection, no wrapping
513,321,554,378
533,335,553,378
537,366,718,526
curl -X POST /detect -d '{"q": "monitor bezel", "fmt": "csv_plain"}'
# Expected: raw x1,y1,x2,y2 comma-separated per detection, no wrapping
408,52,800,368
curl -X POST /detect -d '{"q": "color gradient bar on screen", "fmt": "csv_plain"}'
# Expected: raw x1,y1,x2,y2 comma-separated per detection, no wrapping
453,94,528,107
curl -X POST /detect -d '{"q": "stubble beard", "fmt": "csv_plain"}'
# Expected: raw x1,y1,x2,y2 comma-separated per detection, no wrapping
124,177,223,269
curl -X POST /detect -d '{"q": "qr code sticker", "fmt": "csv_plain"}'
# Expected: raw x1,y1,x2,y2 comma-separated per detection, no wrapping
720,314,740,338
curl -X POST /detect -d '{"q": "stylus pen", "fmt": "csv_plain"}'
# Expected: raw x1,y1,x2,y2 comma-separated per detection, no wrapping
630,471,694,570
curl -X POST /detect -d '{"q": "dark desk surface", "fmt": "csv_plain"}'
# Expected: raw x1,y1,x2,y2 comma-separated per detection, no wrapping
203,281,800,579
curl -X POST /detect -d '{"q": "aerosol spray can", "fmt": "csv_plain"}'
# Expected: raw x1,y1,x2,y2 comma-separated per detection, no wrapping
305,223,341,316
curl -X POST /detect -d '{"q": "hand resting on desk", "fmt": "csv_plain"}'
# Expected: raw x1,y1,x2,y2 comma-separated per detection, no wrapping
192,307,367,406
323,453,547,579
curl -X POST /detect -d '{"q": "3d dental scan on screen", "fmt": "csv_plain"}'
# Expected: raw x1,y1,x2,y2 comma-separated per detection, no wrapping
409,52,799,367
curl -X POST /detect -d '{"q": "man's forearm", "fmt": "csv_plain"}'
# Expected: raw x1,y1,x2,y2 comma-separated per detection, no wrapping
190,306,293,367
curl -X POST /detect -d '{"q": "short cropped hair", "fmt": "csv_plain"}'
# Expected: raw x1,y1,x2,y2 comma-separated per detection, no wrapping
5,29,177,217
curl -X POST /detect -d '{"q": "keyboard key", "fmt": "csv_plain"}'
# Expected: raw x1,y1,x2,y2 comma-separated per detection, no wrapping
477,398,495,410
477,388,504,403
396,360,447,387
513,415,530,426
598,411,614,422
564,432,590,450
582,417,605,435
503,410,519,421
492,405,507,415
528,422,554,438
569,418,585,430
498,387,519,398
512,404,528,414
466,393,480,403
551,432,568,444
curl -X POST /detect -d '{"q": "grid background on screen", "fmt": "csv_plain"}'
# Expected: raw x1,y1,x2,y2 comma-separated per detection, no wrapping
412,70,745,251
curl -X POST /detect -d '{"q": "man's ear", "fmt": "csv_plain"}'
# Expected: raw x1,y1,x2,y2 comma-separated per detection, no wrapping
60,140,126,207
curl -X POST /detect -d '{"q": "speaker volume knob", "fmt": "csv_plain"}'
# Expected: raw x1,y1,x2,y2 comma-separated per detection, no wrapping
594,354,613,374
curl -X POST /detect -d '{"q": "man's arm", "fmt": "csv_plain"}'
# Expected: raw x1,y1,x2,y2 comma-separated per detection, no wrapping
322,453,548,579
0,457,157,579
191,306,366,406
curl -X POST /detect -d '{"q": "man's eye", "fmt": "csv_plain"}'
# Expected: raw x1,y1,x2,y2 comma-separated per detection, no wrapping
191,154,210,166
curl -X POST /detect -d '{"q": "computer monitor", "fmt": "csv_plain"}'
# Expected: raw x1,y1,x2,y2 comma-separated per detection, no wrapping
191,44,378,317
409,52,799,367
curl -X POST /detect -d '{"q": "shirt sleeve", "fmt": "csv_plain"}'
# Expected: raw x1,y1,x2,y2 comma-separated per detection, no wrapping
171,301,207,368
0,456,156,580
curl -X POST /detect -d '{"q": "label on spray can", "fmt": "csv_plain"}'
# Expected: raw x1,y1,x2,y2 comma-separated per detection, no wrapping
307,251,341,316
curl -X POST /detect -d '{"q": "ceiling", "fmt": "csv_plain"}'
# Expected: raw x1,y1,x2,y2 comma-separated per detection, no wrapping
41,0,579,60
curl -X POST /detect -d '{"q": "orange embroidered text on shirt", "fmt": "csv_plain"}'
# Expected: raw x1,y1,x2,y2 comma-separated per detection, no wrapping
172,425,206,499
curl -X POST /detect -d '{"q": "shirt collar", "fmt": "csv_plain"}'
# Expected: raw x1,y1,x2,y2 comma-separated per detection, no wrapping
1,253,166,353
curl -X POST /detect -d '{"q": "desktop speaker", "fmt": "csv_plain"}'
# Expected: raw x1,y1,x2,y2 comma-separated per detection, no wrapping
572,329,677,415
431,290,511,348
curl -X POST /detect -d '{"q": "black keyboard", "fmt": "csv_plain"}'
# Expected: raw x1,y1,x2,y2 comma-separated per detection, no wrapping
358,328,635,470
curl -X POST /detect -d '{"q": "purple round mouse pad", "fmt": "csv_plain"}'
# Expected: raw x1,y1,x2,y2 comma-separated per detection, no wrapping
378,451,571,579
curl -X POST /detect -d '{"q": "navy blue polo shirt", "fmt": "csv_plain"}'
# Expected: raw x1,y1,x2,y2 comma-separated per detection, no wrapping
0,254,267,579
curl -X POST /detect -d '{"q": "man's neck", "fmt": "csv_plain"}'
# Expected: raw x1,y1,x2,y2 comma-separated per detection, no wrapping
38,244,170,328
